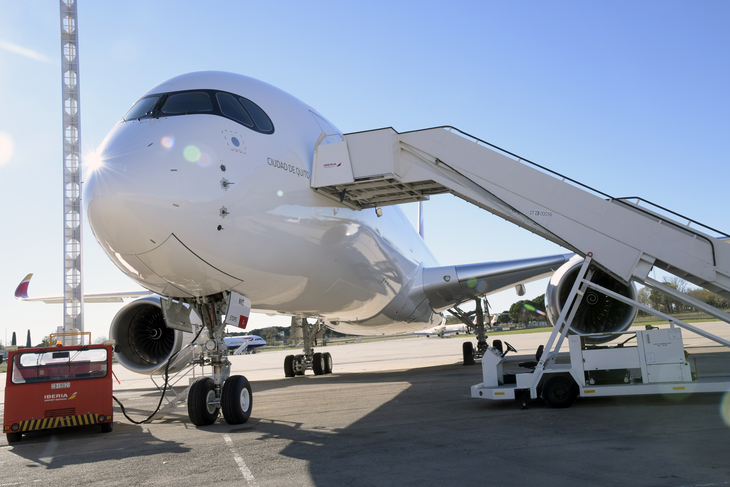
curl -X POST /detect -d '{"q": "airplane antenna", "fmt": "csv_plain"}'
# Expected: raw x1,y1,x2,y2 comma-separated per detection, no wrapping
60,0,84,338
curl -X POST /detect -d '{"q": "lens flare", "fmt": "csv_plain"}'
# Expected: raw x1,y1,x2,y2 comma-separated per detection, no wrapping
161,136,174,149
197,152,211,167
277,190,284,197
0,131,15,166
183,145,201,162
523,303,547,316
84,148,104,171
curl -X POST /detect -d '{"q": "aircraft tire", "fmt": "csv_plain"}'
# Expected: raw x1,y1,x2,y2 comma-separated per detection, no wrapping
323,352,333,374
188,377,219,426
6,432,21,443
294,354,305,375
221,375,253,424
284,355,295,377
312,352,324,375
463,341,475,366
101,422,113,433
541,375,578,409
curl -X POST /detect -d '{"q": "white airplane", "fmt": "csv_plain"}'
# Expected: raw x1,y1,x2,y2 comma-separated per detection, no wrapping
414,324,468,337
223,335,266,354
17,71,637,427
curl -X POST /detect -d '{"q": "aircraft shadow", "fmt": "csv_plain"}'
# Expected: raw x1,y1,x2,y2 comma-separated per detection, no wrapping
228,360,730,487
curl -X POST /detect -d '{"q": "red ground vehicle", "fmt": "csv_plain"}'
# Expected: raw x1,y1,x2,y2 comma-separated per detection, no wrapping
3,340,114,443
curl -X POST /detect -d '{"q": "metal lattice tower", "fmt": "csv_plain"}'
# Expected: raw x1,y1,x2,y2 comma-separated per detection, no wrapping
60,0,84,333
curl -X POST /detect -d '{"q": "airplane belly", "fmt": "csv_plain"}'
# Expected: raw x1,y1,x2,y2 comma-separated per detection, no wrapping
171,191,415,318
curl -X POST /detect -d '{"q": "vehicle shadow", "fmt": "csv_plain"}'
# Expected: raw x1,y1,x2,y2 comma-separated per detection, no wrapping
3,422,191,469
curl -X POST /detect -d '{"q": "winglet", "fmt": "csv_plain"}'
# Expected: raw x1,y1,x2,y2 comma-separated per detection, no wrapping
15,273,33,300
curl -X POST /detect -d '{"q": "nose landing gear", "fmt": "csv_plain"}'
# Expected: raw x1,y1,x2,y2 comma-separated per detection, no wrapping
186,295,253,427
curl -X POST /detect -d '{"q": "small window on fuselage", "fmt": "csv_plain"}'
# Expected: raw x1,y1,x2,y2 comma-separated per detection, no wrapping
160,92,213,115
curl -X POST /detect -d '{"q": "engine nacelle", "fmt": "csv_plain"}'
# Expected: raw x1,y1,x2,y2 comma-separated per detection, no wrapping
109,296,193,374
545,256,637,342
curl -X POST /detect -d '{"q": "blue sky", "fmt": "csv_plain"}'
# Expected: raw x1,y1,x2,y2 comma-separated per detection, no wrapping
0,1,728,345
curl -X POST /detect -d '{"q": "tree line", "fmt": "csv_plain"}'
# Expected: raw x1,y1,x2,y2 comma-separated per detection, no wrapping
637,277,728,315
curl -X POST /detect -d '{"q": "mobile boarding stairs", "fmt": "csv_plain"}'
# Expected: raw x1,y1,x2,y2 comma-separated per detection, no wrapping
310,126,730,406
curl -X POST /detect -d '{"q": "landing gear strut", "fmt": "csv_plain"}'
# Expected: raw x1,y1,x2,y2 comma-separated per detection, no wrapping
451,297,491,366
284,317,333,377
186,294,252,426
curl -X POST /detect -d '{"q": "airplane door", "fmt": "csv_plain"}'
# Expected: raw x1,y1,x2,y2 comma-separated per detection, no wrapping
311,112,343,145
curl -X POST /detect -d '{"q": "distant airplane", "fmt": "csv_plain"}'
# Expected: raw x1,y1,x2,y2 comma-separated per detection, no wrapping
415,324,468,337
18,72,638,427
223,335,266,354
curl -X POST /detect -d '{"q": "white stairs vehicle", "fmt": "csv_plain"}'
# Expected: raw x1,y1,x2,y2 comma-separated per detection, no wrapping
311,126,730,406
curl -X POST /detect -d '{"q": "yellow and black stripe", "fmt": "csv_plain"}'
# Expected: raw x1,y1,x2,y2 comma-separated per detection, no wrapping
19,413,101,432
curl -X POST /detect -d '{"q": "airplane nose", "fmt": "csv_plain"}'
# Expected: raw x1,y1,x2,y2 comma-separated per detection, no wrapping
85,121,181,256
85,113,251,297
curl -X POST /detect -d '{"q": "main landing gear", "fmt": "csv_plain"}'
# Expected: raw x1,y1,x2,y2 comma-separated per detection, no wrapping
451,297,500,366
186,295,253,427
284,317,333,377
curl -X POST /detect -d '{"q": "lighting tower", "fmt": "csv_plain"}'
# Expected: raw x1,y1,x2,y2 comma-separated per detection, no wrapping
60,0,84,335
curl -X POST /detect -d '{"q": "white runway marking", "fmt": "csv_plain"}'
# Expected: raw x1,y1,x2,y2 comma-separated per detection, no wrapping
38,447,125,460
223,434,258,486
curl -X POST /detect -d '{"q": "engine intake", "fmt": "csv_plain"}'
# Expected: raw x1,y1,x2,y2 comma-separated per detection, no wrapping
545,257,637,342
109,296,192,374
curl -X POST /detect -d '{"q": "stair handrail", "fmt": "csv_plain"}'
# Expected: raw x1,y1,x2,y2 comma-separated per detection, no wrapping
386,126,728,264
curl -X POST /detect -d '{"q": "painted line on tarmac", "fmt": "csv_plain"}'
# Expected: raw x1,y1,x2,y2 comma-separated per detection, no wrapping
223,434,258,486
37,447,125,461
678,482,730,487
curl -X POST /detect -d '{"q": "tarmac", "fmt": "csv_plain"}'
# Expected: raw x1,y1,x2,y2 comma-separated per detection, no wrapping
1,323,730,486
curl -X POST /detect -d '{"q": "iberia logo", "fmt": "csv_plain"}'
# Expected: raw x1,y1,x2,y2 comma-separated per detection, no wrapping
323,162,342,169
43,392,77,402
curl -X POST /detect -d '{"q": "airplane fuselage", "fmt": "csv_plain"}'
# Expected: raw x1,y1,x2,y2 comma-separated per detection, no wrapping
86,72,441,334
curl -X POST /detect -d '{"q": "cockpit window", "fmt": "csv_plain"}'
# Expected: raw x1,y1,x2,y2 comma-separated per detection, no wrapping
239,98,273,133
216,92,254,128
123,96,161,121
122,89,274,134
160,92,213,115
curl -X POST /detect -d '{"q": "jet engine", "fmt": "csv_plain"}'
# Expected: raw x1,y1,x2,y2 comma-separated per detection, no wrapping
109,296,193,374
545,256,637,342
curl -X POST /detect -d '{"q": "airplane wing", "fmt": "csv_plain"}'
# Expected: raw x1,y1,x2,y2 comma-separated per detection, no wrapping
14,273,154,303
422,253,574,312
